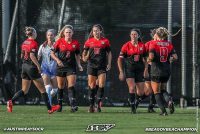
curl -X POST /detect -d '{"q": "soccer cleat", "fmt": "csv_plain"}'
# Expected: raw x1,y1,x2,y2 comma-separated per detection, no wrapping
159,111,168,116
148,105,156,113
88,105,95,113
48,105,61,114
168,101,175,114
131,104,136,114
7,100,13,112
96,101,102,112
70,106,78,113
148,108,156,113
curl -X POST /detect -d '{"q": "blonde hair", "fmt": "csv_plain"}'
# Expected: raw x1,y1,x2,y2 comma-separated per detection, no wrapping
24,26,36,37
88,24,105,39
156,27,182,39
55,25,73,41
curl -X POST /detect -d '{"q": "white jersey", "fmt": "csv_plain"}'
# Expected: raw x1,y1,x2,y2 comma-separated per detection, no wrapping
38,43,56,66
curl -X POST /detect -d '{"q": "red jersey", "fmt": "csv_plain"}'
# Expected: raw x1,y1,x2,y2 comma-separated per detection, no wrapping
21,38,38,64
149,40,176,76
119,41,146,65
52,38,80,68
84,37,111,68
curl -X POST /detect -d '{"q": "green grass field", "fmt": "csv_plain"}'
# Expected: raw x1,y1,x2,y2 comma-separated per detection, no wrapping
0,105,198,134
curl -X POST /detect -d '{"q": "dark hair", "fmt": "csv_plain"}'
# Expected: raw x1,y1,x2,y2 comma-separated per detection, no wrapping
88,24,104,39
130,28,142,42
25,26,36,37
150,29,157,39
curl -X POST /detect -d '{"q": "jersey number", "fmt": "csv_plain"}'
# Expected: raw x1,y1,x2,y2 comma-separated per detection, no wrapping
66,51,71,58
160,47,168,62
94,48,100,55
134,55,140,62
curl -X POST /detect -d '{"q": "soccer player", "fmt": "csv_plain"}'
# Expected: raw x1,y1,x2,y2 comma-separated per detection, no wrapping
143,29,157,113
7,27,60,114
51,25,83,112
148,27,178,116
117,29,146,114
38,29,58,106
82,24,112,113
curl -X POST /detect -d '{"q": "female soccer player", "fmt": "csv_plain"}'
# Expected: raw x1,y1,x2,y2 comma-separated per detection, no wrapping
51,25,83,112
38,29,58,106
7,27,60,114
82,24,112,113
117,29,146,114
148,27,178,116
144,29,157,113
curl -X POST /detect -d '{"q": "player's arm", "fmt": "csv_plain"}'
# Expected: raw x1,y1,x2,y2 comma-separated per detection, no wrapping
75,44,83,71
30,52,41,73
50,42,64,67
106,43,112,71
37,45,43,61
50,51,64,67
169,48,178,63
117,47,126,81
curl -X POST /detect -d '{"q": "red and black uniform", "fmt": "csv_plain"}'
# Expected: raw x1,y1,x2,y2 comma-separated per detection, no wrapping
119,41,146,82
21,38,41,80
52,38,80,77
144,40,154,81
84,37,111,76
149,40,176,83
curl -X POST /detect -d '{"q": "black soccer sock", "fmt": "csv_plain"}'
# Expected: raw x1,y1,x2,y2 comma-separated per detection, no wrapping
97,87,104,105
88,87,96,106
155,93,166,113
161,90,170,104
149,93,156,109
42,92,51,110
129,93,136,106
11,90,25,102
58,89,64,107
68,86,77,107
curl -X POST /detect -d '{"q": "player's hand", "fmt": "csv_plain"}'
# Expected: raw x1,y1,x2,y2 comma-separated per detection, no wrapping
144,68,149,78
57,60,64,67
78,65,83,71
106,64,111,71
37,65,42,74
82,56,89,62
119,71,125,81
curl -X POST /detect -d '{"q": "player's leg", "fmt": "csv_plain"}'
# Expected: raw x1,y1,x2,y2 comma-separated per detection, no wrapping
33,78,60,114
50,76,58,98
67,74,78,112
145,81,156,113
96,71,106,112
56,74,66,112
151,77,167,116
135,71,146,108
42,74,52,106
161,81,174,114
87,67,98,113
126,78,136,114
7,79,31,112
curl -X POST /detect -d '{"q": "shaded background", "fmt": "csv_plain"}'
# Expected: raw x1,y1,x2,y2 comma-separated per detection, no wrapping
0,0,200,106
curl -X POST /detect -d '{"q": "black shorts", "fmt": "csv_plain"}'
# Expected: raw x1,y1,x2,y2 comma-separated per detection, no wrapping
87,67,106,77
125,68,144,83
151,75,170,83
56,67,76,77
21,63,41,80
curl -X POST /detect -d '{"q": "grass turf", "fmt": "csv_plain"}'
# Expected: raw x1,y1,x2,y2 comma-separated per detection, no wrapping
0,105,198,134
